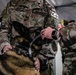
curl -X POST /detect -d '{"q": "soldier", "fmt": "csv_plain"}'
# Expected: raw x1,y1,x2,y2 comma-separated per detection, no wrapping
41,20,76,75
0,0,57,75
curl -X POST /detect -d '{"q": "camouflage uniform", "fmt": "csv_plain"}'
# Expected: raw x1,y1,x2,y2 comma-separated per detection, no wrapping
59,24,76,75
0,0,44,53
0,0,57,75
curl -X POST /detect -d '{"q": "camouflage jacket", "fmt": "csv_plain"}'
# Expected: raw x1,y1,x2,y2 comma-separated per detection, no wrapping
0,0,57,72
0,0,44,53
59,24,76,51
59,24,76,64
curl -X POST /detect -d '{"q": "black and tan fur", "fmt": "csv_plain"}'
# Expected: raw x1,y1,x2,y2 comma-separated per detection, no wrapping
0,50,40,75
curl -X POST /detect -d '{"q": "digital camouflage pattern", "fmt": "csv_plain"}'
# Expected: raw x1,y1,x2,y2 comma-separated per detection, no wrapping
59,24,76,75
0,0,57,75
8,0,44,27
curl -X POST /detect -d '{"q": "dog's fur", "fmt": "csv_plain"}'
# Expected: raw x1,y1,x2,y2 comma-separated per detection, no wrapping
0,50,40,75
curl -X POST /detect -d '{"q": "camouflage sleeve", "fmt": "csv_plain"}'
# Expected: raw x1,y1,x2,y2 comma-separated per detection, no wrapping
58,25,76,47
0,29,10,55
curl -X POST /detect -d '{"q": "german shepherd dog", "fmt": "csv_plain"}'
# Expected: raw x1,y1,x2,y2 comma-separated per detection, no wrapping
0,21,41,75
0,50,40,75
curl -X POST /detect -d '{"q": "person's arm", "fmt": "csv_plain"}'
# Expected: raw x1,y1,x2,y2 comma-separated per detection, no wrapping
0,29,12,55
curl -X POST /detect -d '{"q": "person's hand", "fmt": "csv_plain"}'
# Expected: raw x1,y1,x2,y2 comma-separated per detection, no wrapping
34,57,40,71
41,27,55,40
2,45,12,53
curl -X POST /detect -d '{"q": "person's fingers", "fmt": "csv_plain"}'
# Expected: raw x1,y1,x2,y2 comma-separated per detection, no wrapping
41,29,45,35
41,29,47,40
33,58,40,71
3,45,12,53
41,33,44,40
8,46,12,49
3,49,8,53
33,58,37,65
35,63,40,71
41,29,45,33
33,57,37,61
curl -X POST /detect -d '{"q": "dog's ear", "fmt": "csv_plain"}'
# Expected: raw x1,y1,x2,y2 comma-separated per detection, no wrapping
12,21,31,40
0,17,2,22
